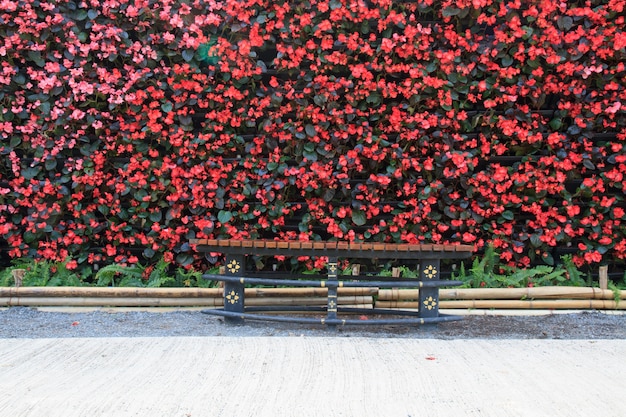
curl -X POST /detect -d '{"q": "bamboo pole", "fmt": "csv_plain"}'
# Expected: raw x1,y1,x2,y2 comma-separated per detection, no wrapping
0,286,378,299
0,297,374,308
377,287,626,301
0,297,224,307
0,290,373,308
376,299,626,310
0,287,223,298
599,266,608,290
1,285,623,310
11,269,25,287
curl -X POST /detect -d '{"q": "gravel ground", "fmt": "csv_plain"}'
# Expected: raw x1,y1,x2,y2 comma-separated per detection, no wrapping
1,307,624,339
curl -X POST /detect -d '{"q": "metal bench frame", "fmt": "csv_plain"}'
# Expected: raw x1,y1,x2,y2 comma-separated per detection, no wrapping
191,239,474,326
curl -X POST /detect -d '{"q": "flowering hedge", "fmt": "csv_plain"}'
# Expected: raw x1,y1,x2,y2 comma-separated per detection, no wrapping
0,0,624,275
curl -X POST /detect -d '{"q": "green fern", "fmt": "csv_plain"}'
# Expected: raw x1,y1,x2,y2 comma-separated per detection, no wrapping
560,255,585,286
467,244,501,287
175,266,206,287
607,282,621,307
146,258,176,287
95,264,143,287
0,268,14,286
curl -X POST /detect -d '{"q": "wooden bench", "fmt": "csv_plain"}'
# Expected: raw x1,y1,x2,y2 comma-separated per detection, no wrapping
190,239,474,326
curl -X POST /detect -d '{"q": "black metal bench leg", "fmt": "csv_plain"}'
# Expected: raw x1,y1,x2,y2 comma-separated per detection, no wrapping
326,258,338,327
223,254,245,324
419,259,441,323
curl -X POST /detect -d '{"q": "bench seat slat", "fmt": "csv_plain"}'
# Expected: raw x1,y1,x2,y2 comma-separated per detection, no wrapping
190,239,474,259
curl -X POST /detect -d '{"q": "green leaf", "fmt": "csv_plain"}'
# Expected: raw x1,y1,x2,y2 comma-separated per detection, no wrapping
351,210,367,226
329,0,342,10
557,16,573,31
530,234,542,248
313,95,327,106
442,7,460,17
22,166,41,180
75,9,87,20
541,252,554,266
176,253,194,267
161,102,173,113
27,51,45,67
583,159,595,170
549,118,562,130
149,211,162,222
302,150,317,161
13,74,26,85
501,55,513,67
217,210,233,224
182,49,195,62
323,188,336,202
45,158,57,171
305,124,316,137
366,92,381,105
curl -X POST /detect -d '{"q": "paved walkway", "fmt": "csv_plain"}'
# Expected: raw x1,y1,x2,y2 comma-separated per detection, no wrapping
1,337,625,417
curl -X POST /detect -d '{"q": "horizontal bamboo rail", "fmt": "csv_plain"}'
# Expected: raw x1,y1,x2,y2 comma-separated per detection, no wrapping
377,299,626,310
0,297,374,308
378,287,626,301
0,287,223,298
1,286,623,310
0,286,376,298
0,297,223,307
0,287,375,308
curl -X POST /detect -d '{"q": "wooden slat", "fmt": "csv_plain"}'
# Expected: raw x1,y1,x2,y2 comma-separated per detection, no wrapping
324,241,338,250
456,245,474,252
218,240,230,247
242,240,253,248
277,241,289,249
253,240,266,248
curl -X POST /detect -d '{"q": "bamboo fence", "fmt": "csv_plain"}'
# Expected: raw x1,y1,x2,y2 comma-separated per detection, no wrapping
376,286,626,310
0,286,624,310
0,286,375,309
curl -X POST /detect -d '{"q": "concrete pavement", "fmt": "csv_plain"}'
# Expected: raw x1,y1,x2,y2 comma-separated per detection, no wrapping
1,336,625,417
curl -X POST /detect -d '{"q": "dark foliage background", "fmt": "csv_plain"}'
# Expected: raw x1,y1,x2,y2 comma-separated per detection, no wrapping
1,0,624,278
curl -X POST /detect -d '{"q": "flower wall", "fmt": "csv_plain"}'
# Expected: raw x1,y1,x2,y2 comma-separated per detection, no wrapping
0,0,624,275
